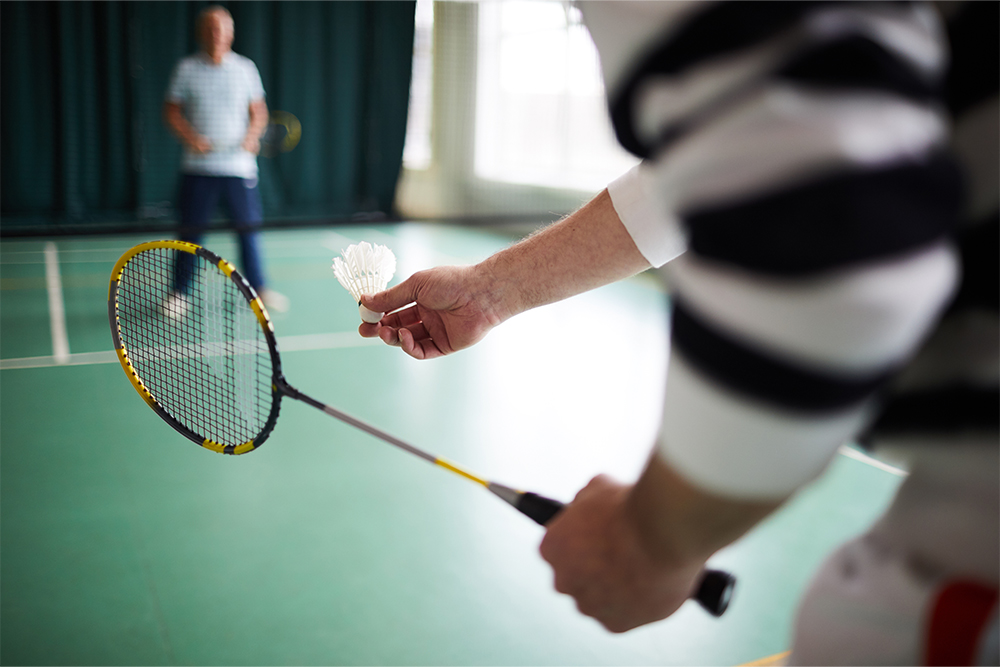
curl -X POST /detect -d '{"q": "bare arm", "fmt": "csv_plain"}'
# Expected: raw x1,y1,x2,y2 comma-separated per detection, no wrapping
539,453,785,633
163,102,211,154
483,188,650,316
361,189,650,358
242,98,268,154
628,452,783,566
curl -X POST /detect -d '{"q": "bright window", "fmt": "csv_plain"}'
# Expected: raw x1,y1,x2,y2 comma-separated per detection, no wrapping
403,0,434,170
474,1,638,191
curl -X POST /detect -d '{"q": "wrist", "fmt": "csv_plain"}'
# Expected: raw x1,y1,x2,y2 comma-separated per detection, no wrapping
474,254,524,325
623,481,709,571
625,452,785,569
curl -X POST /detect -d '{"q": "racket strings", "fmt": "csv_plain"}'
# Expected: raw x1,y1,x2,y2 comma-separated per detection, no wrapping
115,247,274,446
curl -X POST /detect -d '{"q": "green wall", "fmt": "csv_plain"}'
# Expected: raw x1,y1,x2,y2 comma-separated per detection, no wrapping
0,1,416,235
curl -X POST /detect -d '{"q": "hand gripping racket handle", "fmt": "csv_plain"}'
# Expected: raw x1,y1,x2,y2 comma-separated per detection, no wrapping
510,490,735,617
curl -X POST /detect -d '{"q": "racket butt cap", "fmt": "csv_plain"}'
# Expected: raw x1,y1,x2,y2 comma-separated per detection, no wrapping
695,569,736,616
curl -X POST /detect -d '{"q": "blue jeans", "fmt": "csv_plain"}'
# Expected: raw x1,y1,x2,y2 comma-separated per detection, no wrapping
173,174,267,293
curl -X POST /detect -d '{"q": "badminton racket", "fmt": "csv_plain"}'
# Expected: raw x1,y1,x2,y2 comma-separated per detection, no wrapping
108,240,736,617
212,110,301,157
260,110,301,158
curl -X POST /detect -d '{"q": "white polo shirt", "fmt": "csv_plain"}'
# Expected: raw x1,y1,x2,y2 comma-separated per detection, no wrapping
166,52,265,179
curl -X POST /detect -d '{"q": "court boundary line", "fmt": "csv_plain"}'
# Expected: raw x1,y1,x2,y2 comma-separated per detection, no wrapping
837,444,908,477
0,331,380,370
44,241,70,364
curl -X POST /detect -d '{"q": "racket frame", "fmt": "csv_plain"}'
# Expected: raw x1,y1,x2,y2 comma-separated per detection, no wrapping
261,110,301,157
108,239,284,455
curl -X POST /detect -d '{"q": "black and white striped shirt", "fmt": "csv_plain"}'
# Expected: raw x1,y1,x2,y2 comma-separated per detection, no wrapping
585,1,997,498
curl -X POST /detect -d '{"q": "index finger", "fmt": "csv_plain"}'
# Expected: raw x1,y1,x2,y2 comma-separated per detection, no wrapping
362,277,420,316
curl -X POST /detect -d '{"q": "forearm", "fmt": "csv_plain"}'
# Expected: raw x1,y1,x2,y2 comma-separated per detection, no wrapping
479,189,650,322
626,452,784,568
245,99,268,142
163,103,201,148
360,188,653,358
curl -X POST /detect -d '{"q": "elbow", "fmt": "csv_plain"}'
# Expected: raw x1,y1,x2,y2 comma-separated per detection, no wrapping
836,242,960,367
162,104,176,128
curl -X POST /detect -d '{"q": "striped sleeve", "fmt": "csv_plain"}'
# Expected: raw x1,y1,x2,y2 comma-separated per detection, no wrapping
583,1,963,499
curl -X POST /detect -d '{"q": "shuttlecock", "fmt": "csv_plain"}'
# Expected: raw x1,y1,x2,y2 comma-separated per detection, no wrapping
332,242,396,323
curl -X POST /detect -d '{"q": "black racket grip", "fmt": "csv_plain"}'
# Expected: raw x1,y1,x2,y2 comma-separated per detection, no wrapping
517,492,565,526
515,492,736,617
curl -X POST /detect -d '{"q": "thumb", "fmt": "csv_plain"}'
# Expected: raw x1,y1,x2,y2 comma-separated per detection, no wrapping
361,274,420,313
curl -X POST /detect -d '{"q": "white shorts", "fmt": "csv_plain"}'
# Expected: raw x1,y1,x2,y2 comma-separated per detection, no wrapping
790,441,999,665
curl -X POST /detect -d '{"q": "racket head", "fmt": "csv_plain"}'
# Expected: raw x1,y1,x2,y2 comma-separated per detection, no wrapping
108,240,283,454
261,110,301,157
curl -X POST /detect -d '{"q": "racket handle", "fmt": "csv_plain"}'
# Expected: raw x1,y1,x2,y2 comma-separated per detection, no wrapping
500,487,736,617
516,491,565,526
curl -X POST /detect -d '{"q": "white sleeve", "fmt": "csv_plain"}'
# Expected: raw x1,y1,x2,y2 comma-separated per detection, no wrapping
165,60,188,104
607,163,687,268
247,60,265,102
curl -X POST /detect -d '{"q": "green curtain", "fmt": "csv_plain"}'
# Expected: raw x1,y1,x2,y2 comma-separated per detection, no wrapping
0,1,416,235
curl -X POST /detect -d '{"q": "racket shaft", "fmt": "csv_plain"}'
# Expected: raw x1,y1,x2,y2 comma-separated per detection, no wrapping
280,380,486,482
280,381,435,463
282,381,736,617
320,403,436,464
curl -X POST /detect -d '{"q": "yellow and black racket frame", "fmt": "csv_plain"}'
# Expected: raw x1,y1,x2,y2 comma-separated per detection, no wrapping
108,239,285,455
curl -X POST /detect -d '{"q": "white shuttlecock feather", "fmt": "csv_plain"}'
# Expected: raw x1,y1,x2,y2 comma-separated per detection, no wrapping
332,242,396,323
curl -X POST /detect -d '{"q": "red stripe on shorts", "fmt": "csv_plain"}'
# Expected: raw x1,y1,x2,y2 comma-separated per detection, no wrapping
925,579,998,666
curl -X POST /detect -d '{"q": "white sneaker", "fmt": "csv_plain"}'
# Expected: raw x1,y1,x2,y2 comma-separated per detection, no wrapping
259,288,289,313
160,291,190,320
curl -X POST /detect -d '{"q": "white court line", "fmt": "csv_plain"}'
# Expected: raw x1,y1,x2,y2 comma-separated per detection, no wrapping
44,242,70,364
276,331,381,352
837,444,908,477
0,331,380,370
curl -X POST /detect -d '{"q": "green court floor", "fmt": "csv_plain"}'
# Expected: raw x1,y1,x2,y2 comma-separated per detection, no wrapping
0,225,905,666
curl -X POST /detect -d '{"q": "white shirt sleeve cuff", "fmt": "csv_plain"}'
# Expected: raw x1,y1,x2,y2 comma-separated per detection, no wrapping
607,162,687,268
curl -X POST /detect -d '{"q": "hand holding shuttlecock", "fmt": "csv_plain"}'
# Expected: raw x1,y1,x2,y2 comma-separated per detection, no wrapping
332,242,396,323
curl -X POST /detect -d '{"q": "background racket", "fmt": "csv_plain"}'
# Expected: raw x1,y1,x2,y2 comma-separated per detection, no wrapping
210,110,301,157
108,240,735,617
260,110,301,157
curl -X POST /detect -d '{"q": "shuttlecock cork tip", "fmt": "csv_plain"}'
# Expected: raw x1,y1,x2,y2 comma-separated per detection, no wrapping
332,242,396,323
359,302,383,324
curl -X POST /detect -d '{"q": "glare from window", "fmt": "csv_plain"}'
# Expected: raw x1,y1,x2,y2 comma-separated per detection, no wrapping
475,1,638,191
403,0,434,170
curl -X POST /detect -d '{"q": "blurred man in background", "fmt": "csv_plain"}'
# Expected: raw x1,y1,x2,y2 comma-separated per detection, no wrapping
163,5,287,315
